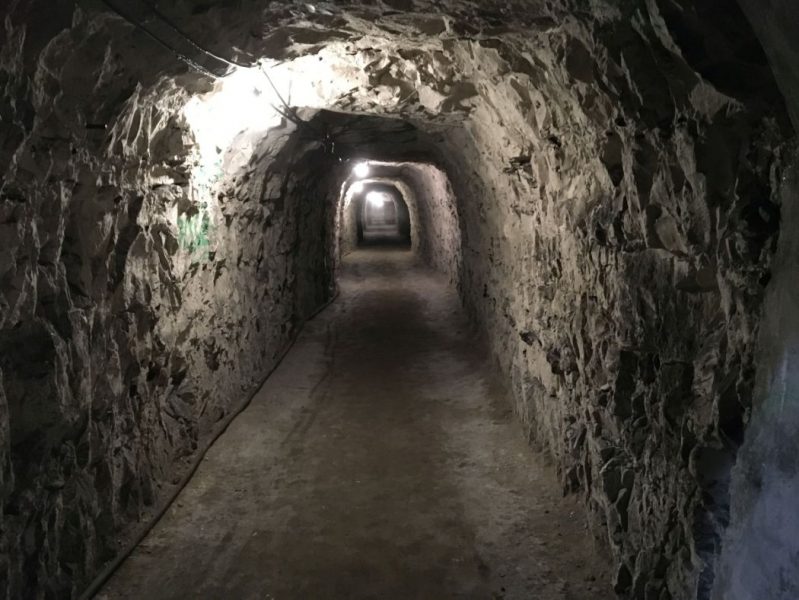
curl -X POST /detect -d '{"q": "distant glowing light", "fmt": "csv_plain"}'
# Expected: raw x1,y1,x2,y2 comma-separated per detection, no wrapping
367,191,389,208
351,181,365,194
353,162,370,178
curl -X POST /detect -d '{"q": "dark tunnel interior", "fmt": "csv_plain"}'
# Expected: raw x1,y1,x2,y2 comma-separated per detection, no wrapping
2,1,799,599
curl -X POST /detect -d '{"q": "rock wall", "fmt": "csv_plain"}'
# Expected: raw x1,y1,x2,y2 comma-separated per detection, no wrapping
713,152,799,600
0,5,339,597
1,0,796,598
432,4,792,596
401,164,461,285
437,18,789,600
714,3,799,597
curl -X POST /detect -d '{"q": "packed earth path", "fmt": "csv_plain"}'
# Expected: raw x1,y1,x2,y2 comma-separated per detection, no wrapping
99,245,611,600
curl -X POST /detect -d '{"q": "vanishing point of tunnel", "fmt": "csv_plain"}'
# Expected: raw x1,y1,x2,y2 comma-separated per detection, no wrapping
2,1,799,599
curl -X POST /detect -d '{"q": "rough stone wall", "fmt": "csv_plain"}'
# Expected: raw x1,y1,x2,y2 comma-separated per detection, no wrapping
714,3,799,597
433,6,791,597
1,0,796,598
402,165,461,285
713,153,799,600
0,5,339,597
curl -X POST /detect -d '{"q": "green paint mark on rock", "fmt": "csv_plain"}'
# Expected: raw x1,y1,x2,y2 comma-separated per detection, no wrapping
178,211,212,260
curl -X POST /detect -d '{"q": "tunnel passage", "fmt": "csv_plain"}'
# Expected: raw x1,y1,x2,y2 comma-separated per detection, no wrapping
342,179,412,247
2,1,799,599
98,238,615,600
356,184,411,246
337,158,461,283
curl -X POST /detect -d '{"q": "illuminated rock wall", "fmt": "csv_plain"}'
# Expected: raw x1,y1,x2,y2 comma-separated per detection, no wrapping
1,1,797,598
0,7,339,595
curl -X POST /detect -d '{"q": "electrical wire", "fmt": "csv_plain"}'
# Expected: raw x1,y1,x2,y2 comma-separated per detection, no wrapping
260,64,297,118
104,0,324,137
139,0,257,69
135,1,328,136
98,0,219,79
99,0,335,149
77,289,341,599
259,63,319,131
271,102,305,128
137,0,315,131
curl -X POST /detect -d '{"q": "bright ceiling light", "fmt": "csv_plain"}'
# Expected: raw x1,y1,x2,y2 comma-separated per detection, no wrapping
353,162,370,178
351,181,365,194
182,67,285,187
367,191,388,208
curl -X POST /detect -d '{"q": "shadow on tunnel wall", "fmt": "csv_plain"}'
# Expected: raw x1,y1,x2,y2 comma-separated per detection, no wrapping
710,2,799,598
713,157,799,600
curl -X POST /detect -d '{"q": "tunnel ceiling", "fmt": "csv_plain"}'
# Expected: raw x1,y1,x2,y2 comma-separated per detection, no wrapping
309,112,443,163
109,0,792,120
2,1,798,599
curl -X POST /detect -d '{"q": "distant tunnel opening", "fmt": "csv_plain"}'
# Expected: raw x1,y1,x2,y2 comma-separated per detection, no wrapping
336,152,461,281
353,183,411,247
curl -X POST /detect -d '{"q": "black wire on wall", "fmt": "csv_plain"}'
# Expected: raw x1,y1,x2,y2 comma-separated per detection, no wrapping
98,0,323,134
139,0,257,69
97,0,219,79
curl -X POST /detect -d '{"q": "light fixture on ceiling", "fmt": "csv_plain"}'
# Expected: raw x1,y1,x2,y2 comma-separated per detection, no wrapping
353,162,370,178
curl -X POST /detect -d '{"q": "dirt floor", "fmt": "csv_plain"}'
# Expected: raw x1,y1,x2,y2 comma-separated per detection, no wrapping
99,246,612,600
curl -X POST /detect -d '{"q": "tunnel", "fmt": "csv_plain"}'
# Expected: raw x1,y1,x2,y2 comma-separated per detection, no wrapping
356,184,411,246
343,177,412,247
1,1,799,599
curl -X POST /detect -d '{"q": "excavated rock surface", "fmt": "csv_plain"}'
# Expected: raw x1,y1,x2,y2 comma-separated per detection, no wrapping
1,1,796,598
0,7,342,595
713,5,799,598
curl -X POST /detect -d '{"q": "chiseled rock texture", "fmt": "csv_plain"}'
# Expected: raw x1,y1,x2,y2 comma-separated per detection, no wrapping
0,5,339,597
402,165,461,284
422,4,792,597
1,0,797,598
713,3,799,599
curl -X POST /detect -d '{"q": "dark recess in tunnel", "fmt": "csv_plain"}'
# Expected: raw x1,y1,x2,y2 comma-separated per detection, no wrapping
352,183,412,247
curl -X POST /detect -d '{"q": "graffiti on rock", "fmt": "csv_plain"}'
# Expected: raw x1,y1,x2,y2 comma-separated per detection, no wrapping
178,210,212,259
